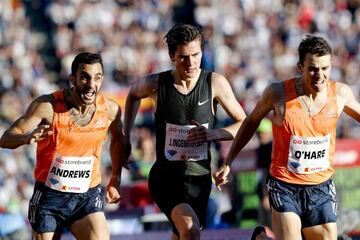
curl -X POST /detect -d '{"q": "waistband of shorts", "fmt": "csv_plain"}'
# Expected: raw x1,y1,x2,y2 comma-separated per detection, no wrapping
34,182,101,194
267,175,332,188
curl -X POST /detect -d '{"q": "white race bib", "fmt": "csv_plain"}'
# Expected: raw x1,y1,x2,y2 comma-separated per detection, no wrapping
287,134,330,174
45,154,94,193
164,123,208,161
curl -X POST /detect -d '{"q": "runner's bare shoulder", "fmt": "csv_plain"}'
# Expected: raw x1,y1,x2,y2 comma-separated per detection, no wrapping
28,93,55,125
262,81,285,105
144,73,160,93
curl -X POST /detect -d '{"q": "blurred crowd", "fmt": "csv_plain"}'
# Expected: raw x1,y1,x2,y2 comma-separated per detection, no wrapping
0,0,359,236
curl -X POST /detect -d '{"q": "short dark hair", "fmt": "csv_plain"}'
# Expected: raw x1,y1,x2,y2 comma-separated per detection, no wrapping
71,52,103,76
164,23,203,56
298,35,332,65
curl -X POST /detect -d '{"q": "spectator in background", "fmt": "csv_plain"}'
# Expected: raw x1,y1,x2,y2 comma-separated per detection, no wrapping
0,212,29,240
129,126,156,181
0,150,31,240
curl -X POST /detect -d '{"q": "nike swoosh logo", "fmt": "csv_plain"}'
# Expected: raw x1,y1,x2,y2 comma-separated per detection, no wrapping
198,99,209,106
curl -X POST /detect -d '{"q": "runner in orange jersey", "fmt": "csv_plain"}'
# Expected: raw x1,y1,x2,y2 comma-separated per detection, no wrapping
214,35,360,240
0,52,126,240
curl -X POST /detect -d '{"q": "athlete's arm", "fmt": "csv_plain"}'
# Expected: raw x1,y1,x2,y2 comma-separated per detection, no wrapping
337,82,360,122
213,83,279,189
0,94,54,149
123,74,158,156
187,72,246,143
105,98,125,204
211,72,246,140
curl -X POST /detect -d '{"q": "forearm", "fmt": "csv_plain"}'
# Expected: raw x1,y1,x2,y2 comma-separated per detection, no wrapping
0,129,30,149
224,118,260,166
211,121,243,141
124,94,141,139
109,138,123,186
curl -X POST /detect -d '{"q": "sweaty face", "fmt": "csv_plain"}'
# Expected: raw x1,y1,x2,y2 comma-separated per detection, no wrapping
71,63,103,105
299,53,331,93
171,38,202,80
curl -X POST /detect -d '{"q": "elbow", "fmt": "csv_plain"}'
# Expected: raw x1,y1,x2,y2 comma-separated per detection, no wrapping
0,143,13,149
0,136,18,149
0,142,17,149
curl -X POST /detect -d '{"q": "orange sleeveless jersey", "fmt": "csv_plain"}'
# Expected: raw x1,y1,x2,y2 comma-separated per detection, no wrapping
35,90,110,188
270,79,339,185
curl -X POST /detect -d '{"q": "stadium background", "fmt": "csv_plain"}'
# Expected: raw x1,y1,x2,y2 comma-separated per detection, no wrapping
0,0,359,239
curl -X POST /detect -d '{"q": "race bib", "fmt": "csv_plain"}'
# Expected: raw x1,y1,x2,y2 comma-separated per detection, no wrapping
164,123,208,161
287,134,330,174
45,154,94,193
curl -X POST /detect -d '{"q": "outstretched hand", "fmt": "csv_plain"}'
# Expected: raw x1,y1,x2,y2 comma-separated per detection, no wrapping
28,124,53,144
212,164,230,191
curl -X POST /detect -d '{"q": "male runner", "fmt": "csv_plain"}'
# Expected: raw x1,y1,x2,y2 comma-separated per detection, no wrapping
214,35,360,239
0,52,125,240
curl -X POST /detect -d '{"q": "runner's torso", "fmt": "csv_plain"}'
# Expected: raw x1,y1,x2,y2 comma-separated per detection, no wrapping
154,69,215,176
271,79,339,184
35,90,110,192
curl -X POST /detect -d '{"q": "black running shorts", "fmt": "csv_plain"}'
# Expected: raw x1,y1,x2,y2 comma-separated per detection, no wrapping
148,162,212,235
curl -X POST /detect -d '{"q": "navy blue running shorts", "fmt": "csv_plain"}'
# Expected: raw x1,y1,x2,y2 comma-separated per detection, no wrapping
267,177,337,228
28,182,104,233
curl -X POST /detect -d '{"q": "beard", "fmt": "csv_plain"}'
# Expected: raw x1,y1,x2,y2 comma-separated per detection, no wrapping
74,85,97,105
